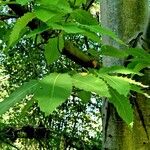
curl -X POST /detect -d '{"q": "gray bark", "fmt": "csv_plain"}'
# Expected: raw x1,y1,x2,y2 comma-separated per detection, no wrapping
100,0,150,149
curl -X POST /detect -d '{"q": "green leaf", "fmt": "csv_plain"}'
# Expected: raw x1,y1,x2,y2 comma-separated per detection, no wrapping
45,23,63,32
46,14,65,24
44,37,60,64
8,12,35,48
109,88,133,125
72,73,110,97
64,24,100,42
46,22,100,42
34,6,59,22
57,0,72,13
78,25,124,44
125,48,150,59
77,90,91,103
119,77,148,88
125,48,150,70
98,66,143,76
62,23,85,33
16,0,29,5
99,74,148,96
130,63,149,73
36,0,59,5
101,45,128,58
71,9,98,25
0,80,38,115
131,58,150,66
61,23,100,43
130,85,150,98
82,30,100,43
99,74,130,96
26,24,49,38
34,0,72,22
37,0,72,13
34,73,72,115
75,0,86,6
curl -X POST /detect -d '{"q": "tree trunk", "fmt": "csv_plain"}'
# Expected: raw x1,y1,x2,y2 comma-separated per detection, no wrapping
100,0,150,149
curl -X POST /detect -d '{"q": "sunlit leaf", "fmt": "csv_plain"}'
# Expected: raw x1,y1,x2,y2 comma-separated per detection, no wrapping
34,6,59,22
99,74,130,96
98,66,143,76
38,0,72,13
34,73,72,115
34,0,72,22
72,74,110,97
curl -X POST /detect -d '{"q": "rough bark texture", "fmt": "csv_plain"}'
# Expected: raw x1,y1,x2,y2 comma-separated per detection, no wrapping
100,0,150,149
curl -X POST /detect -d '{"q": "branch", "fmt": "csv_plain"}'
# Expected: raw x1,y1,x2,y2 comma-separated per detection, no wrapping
63,41,101,69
